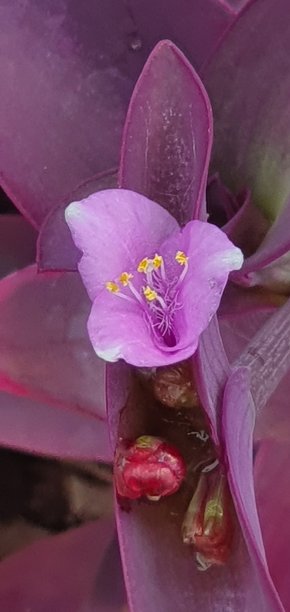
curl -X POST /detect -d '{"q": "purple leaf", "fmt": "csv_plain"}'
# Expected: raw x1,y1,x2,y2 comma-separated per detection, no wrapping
0,265,106,418
38,168,118,272
107,361,281,611
203,0,290,220
232,198,290,291
66,189,242,366
219,283,282,319
254,370,290,612
223,191,269,258
217,0,251,12
207,173,240,226
0,0,236,227
0,215,37,277
222,368,283,611
194,316,230,444
0,390,111,461
237,298,290,412
0,519,125,611
119,40,213,224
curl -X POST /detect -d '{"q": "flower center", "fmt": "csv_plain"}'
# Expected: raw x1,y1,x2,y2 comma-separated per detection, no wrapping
105,251,189,347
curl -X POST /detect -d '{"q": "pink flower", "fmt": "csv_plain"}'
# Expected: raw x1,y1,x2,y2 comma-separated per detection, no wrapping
66,190,242,366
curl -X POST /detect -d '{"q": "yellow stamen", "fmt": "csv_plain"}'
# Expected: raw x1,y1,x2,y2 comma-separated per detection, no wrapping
175,251,188,266
119,272,133,286
106,281,119,293
137,257,150,273
152,254,163,269
143,285,158,302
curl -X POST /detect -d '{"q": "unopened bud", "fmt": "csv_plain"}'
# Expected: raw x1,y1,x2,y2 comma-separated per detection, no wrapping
153,362,200,409
182,466,234,567
114,435,186,500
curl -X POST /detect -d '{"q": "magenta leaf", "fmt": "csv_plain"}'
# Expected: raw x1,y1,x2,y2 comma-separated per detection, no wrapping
106,362,281,611
119,40,213,224
237,298,290,412
194,316,230,444
0,390,111,461
222,368,283,610
0,0,237,227
255,432,290,610
0,265,106,418
232,198,290,290
37,168,118,272
0,519,125,611
203,0,290,220
0,215,37,277
66,189,242,366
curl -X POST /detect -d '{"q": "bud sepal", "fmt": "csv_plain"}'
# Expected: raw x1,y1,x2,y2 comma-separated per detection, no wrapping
114,435,186,501
182,464,234,568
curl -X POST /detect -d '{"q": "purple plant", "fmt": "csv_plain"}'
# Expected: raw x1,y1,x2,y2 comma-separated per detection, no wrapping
63,35,290,610
1,0,290,610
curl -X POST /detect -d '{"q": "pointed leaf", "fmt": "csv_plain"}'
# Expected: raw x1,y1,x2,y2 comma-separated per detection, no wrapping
0,390,111,462
37,169,118,272
0,265,106,418
222,368,283,611
194,316,230,443
119,40,212,224
0,520,125,611
107,361,281,612
1,0,235,227
237,298,290,412
0,215,37,277
203,0,290,219
254,371,290,611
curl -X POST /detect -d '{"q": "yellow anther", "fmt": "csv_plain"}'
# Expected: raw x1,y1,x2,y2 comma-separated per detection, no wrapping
175,251,188,266
143,285,158,302
119,272,133,286
152,254,163,269
106,281,119,293
137,257,150,273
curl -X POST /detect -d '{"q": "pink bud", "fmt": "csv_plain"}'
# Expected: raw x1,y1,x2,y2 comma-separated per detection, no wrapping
114,435,186,500
182,466,234,567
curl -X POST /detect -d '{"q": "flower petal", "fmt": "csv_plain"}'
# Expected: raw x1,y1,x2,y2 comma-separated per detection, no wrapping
88,290,196,368
161,219,243,337
65,189,178,301
0,265,106,418
84,218,242,368
37,169,117,272
0,520,125,611
0,390,111,462
119,40,213,225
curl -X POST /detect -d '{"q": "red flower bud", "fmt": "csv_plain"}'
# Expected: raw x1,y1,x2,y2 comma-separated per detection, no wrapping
182,465,234,568
153,362,200,409
114,435,186,500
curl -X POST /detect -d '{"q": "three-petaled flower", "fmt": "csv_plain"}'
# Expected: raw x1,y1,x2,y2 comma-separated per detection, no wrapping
66,188,243,366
